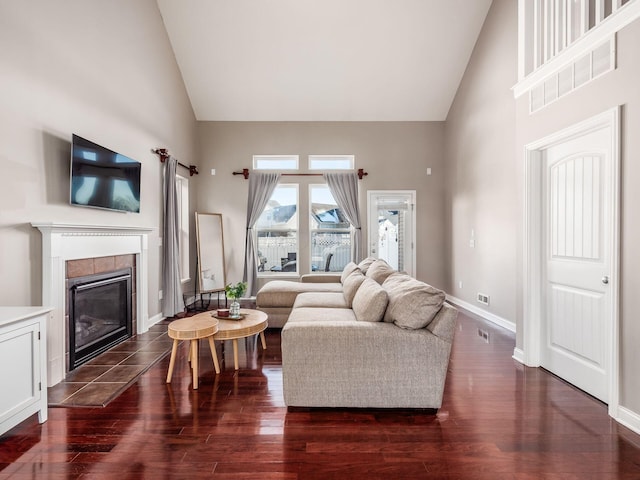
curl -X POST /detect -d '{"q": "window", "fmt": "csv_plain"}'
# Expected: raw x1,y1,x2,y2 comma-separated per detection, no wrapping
310,185,352,272
255,184,299,275
253,155,299,170
176,174,190,283
308,155,354,171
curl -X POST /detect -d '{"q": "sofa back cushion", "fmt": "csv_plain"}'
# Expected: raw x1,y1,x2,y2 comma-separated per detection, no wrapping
382,273,446,329
357,257,377,274
352,278,388,322
366,259,396,284
340,262,360,284
342,270,366,307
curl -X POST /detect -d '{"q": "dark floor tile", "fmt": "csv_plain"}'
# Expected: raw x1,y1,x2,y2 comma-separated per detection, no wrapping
64,366,112,383
62,382,128,407
85,352,132,366
48,383,86,405
119,350,166,366
95,365,148,383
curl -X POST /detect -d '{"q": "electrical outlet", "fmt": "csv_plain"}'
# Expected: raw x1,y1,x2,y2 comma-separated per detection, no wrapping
159,290,163,301
477,293,489,305
458,281,463,289
477,328,490,342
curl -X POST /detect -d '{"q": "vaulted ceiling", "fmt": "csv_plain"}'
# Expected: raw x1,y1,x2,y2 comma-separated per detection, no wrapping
156,0,492,121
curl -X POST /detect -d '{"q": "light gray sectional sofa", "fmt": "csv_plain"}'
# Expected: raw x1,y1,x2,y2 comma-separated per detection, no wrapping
256,258,458,409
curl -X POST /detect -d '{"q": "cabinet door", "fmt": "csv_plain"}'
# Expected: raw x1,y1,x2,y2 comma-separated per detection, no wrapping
0,322,41,425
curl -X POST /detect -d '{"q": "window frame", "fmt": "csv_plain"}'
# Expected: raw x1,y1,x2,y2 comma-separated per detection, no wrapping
175,174,190,284
253,155,299,171
309,183,353,274
255,183,300,278
308,155,355,171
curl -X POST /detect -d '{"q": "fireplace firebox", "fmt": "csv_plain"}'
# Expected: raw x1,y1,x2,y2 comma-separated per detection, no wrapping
68,267,133,370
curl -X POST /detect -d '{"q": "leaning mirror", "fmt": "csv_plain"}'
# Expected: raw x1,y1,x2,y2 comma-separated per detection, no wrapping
195,212,226,293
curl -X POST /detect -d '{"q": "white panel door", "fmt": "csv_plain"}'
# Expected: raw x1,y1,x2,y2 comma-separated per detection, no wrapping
542,126,612,402
367,191,416,276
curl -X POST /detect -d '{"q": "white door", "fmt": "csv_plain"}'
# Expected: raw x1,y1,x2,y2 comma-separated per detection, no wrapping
367,191,416,276
541,126,613,403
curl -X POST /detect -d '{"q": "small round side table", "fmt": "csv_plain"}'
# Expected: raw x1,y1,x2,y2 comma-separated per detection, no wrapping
166,316,220,389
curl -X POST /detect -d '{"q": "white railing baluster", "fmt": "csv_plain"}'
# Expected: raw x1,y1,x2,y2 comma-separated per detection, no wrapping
580,0,589,35
534,0,542,68
612,0,622,12
567,0,574,44
596,0,605,24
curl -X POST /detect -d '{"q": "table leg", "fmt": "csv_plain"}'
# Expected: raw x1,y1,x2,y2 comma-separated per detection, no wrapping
232,339,239,370
208,337,220,374
191,339,199,389
166,339,179,383
259,331,267,350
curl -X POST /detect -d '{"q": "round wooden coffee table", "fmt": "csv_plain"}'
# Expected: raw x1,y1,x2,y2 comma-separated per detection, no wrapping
212,308,268,370
166,316,220,389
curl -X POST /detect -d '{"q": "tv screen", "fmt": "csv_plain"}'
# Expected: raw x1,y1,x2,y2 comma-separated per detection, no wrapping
70,135,141,213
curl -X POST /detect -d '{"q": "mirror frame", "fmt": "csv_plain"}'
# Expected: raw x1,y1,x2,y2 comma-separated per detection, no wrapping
195,212,227,293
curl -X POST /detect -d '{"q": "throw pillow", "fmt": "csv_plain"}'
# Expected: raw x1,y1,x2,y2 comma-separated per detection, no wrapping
340,262,360,284
366,259,396,284
382,272,445,329
352,278,389,322
357,257,377,274
342,270,366,307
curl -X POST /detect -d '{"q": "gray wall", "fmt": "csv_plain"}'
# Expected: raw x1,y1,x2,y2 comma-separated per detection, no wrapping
444,0,518,323
514,17,640,413
0,1,197,318
196,121,447,290
446,0,640,415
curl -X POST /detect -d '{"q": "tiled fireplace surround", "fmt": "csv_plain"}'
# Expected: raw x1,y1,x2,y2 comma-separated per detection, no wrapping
33,223,153,387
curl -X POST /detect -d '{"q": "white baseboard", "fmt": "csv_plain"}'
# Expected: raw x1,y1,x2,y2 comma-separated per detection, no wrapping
145,313,165,331
446,295,516,333
512,347,525,364
615,405,640,436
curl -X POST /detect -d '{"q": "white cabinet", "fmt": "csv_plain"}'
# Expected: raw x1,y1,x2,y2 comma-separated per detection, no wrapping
0,307,50,437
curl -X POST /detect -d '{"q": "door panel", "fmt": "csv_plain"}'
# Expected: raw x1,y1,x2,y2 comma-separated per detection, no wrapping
367,191,415,276
542,127,611,403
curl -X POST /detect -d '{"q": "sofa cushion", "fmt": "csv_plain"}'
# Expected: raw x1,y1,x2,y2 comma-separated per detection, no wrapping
287,307,357,324
352,278,388,322
340,262,360,284
382,273,446,329
293,292,349,309
357,257,377,274
256,280,342,308
342,270,366,307
366,259,396,284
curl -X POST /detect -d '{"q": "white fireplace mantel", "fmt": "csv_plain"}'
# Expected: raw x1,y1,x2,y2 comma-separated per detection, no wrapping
32,222,154,386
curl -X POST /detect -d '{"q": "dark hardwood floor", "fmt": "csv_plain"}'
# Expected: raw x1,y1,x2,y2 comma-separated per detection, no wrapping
2,310,640,479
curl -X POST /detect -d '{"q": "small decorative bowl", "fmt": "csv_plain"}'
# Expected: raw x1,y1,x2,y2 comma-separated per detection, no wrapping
216,308,229,317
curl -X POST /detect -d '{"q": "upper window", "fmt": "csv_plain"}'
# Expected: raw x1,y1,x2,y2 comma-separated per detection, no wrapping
310,185,352,273
255,184,299,275
253,155,299,170
308,155,354,171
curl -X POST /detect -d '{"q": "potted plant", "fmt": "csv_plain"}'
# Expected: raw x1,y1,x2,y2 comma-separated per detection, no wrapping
225,281,247,317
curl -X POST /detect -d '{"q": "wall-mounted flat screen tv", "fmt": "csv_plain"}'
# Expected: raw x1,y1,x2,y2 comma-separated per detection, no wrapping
70,135,141,213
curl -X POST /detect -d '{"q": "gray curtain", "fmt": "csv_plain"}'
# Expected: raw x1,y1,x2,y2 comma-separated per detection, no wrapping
162,156,183,317
324,172,363,263
243,172,281,296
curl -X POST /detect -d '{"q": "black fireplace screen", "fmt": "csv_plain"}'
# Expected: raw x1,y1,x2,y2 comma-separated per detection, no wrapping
68,268,132,370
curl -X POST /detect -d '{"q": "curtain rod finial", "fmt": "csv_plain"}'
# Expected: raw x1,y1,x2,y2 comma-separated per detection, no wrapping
357,168,368,180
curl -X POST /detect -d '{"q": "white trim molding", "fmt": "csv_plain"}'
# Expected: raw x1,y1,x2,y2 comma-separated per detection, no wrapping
446,295,516,333
514,0,640,98
32,222,154,387
615,406,640,436
522,106,620,419
512,347,525,364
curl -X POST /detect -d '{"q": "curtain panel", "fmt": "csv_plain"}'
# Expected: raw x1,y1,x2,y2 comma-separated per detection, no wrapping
243,172,281,296
324,172,363,263
162,156,183,317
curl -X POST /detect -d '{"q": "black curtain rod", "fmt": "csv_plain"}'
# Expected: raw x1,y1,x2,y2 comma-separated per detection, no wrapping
152,148,199,176
232,168,368,180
